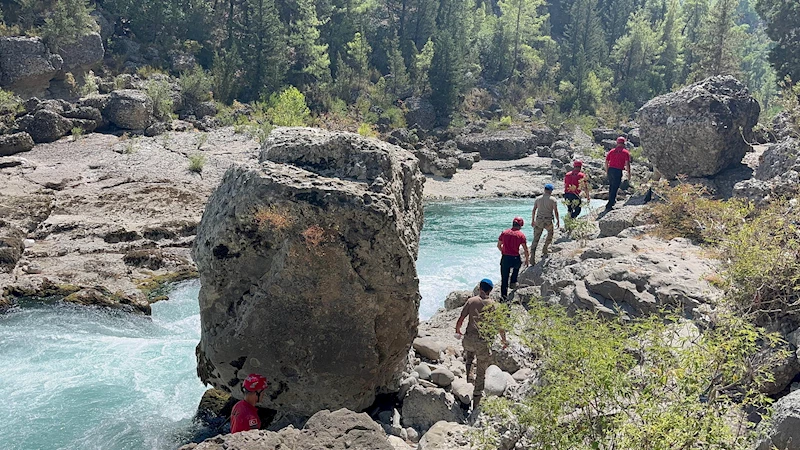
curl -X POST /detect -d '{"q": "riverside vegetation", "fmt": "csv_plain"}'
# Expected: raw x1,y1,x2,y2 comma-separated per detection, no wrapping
0,0,797,131
469,179,800,450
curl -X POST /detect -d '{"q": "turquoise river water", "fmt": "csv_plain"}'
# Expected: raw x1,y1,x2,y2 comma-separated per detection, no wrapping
0,198,599,449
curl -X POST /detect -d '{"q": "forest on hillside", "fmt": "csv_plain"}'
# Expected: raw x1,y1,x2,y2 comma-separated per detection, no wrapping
0,0,798,126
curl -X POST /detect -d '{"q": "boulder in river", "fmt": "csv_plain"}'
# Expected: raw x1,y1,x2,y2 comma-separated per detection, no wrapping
638,76,760,179
192,127,424,416
456,127,555,160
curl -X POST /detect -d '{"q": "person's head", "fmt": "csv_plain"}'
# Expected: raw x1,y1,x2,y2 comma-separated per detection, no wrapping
242,373,268,405
512,216,524,229
573,160,583,171
616,136,626,147
544,183,554,194
479,278,493,297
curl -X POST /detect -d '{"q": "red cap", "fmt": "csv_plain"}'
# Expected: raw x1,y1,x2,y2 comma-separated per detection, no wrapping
616,137,626,144
513,217,524,227
242,373,268,392
573,160,583,167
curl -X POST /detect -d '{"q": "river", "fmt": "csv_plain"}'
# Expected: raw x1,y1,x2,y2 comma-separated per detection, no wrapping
0,198,599,449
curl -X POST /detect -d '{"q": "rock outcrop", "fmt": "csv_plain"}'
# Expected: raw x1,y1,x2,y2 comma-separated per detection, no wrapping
638,76,760,179
0,132,34,156
58,32,104,72
733,138,800,202
416,421,473,450
456,127,555,160
193,128,424,416
182,409,393,450
0,37,63,95
755,389,800,450
404,97,436,130
518,236,722,319
104,89,153,130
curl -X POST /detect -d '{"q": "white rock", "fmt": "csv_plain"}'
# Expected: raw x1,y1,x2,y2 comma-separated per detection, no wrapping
22,239,35,248
430,367,455,387
417,421,473,449
450,378,474,405
388,435,413,450
406,427,420,443
415,363,432,380
414,337,445,361
511,368,532,382
484,365,513,397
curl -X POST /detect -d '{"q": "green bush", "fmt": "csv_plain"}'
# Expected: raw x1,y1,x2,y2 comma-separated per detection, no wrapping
475,303,782,450
499,115,512,128
357,122,376,137
70,126,84,140
180,66,213,112
144,79,174,121
41,0,98,51
79,70,99,97
188,154,206,173
267,87,310,127
0,88,22,115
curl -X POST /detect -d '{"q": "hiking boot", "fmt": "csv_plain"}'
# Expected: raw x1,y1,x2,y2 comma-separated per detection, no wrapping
510,282,518,290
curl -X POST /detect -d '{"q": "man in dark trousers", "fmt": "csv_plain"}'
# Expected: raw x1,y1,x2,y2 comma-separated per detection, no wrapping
564,160,590,219
605,136,631,211
497,217,529,300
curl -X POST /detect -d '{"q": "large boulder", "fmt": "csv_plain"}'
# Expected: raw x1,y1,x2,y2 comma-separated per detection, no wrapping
638,76,760,179
734,138,800,202
0,132,34,156
405,97,436,130
401,385,465,432
755,390,800,450
58,32,104,72
0,36,63,95
456,127,554,160
192,127,424,416
182,408,393,450
417,421,474,450
24,109,71,143
518,236,722,319
104,89,153,130
597,205,649,237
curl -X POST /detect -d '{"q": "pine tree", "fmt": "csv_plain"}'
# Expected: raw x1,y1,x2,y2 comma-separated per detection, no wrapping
611,8,663,105
412,37,434,95
385,34,412,99
42,0,99,51
600,0,634,54
561,0,606,112
657,0,683,91
287,0,332,90
692,0,746,79
755,0,800,83
679,0,709,83
428,0,470,120
497,0,548,79
238,0,287,101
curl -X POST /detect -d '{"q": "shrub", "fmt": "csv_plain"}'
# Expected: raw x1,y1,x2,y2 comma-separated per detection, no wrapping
357,123,376,137
267,87,310,127
475,303,783,450
188,154,205,173
41,0,98,52
498,115,512,128
136,66,167,79
195,132,208,149
0,88,22,115
79,70,99,97
144,79,174,121
180,66,213,112
71,126,84,140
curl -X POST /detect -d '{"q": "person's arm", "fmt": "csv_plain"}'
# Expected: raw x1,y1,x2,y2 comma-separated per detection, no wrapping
604,156,609,172
531,205,537,225
455,303,470,335
497,238,503,253
553,201,560,228
522,241,529,266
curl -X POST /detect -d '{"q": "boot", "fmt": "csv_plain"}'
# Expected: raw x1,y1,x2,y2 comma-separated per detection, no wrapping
465,363,473,384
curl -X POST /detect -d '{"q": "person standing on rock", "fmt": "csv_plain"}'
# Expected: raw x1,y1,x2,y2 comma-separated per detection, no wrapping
455,278,508,414
605,137,631,211
497,217,529,300
564,160,590,219
531,183,559,262
230,373,268,433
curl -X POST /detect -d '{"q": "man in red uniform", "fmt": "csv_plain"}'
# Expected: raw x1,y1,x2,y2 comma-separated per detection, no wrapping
230,373,268,433
564,160,590,219
605,136,631,211
497,217,529,300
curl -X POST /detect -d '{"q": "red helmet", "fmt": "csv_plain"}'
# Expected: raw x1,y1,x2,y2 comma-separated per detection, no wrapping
513,217,524,227
242,373,268,392
616,136,626,144
573,160,583,167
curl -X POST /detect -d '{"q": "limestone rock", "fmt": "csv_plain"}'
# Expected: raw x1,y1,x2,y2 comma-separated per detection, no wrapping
405,97,436,130
484,365,514,397
430,367,455,387
401,385,465,432
518,236,722,319
0,36,63,95
388,435,413,450
0,132,34,156
417,421,474,450
25,109,71,143
414,337,445,361
598,205,648,237
58,32,104,72
450,378,473,405
444,290,472,310
104,89,153,130
415,363,432,380
183,408,393,450
193,127,423,416
638,76,759,179
456,127,554,160
755,390,800,450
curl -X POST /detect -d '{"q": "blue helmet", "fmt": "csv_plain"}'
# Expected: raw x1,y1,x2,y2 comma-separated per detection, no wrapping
480,278,494,289
544,183,554,191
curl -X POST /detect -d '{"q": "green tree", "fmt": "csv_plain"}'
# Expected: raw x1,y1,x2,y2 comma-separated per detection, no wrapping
599,0,634,54
755,0,800,84
692,0,746,79
333,31,372,101
42,0,99,51
560,0,606,112
657,0,684,91
287,0,332,91
428,0,470,120
679,0,709,83
385,33,412,99
496,0,549,79
611,8,663,106
412,37,434,95
238,0,287,101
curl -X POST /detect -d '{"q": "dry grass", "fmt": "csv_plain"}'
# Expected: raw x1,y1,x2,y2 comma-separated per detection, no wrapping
302,224,327,247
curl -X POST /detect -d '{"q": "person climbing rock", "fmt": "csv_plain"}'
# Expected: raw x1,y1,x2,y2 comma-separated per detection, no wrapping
230,373,268,433
497,217,529,300
455,278,508,417
605,137,631,211
531,183,559,262
564,160,590,219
